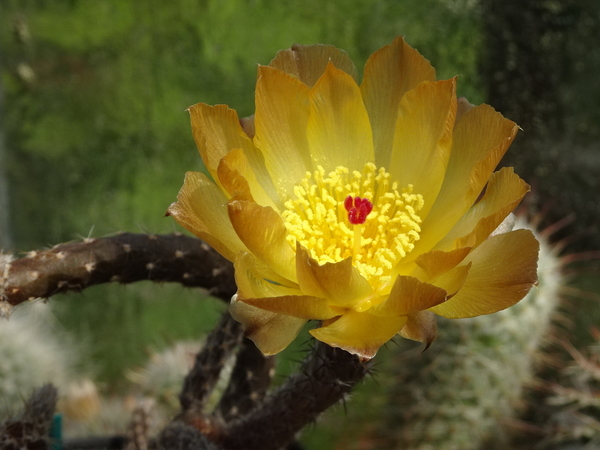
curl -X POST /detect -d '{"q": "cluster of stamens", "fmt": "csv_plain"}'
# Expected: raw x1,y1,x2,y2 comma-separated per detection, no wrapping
281,163,424,283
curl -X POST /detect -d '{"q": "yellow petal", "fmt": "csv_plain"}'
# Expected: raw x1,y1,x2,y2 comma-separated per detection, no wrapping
217,148,278,208
388,79,457,218
269,43,358,87
439,167,529,251
429,229,539,318
410,104,519,256
369,276,447,317
188,103,277,199
413,247,472,280
188,103,252,175
240,295,340,320
234,251,300,299
307,62,374,172
227,199,297,281
167,171,246,261
431,263,471,296
399,310,438,348
310,310,407,360
239,114,255,139
455,97,475,123
295,244,373,308
360,36,436,161
229,297,306,356
254,65,312,199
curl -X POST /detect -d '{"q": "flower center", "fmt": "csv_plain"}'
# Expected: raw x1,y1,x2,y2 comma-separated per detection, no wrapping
281,163,424,284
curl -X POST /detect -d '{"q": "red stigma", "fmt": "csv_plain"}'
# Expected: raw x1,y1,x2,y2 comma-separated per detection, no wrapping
344,195,373,225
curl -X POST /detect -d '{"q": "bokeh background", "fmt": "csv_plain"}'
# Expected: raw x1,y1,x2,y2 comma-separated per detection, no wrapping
1,0,600,448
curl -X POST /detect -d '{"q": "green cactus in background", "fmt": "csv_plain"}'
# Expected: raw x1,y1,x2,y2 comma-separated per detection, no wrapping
375,216,563,450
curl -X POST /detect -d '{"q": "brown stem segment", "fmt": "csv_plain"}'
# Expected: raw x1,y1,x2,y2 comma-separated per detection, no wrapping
215,338,276,422
217,342,371,450
1,233,235,309
179,313,243,414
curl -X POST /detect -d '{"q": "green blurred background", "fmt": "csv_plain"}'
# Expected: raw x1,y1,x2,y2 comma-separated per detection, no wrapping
1,0,600,447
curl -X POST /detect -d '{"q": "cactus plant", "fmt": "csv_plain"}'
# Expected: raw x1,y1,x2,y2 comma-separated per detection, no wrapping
0,303,76,412
374,216,563,450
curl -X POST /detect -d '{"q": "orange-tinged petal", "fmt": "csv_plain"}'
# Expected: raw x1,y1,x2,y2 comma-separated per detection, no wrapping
217,148,278,208
369,276,447,317
254,65,312,199
295,244,373,308
455,97,475,123
228,199,297,281
438,167,529,251
240,295,340,320
413,247,472,280
188,103,253,176
239,114,255,139
429,229,539,318
399,310,438,348
361,36,436,161
269,43,358,87
167,171,246,261
310,310,407,360
234,252,300,299
388,79,456,218
307,62,374,172
188,103,277,200
410,105,519,256
430,263,471,296
229,297,306,356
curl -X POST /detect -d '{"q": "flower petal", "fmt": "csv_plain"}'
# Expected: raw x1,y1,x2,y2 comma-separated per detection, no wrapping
234,251,300,299
228,199,297,281
217,148,278,208
413,247,472,280
455,97,474,123
269,43,358,87
295,244,373,308
310,310,407,360
239,114,255,139
429,229,539,318
398,310,438,348
439,167,529,251
430,263,471,296
360,36,436,161
230,297,306,356
167,171,246,261
240,295,340,320
188,103,277,199
388,79,457,217
410,104,519,256
306,62,374,172
188,103,252,175
254,65,312,199
369,275,447,317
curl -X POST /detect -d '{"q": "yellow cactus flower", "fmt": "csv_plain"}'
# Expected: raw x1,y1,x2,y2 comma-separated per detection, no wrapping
168,37,539,360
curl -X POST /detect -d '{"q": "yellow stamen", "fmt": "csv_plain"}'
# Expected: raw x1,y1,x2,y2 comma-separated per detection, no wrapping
353,223,362,261
281,163,424,284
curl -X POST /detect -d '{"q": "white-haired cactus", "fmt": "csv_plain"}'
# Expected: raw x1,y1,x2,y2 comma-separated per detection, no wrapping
376,216,563,449
127,341,204,412
0,302,76,412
